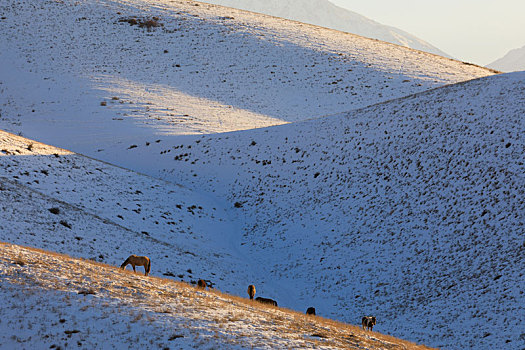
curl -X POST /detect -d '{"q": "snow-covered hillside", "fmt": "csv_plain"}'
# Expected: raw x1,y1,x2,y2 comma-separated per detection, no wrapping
487,43,525,72
119,72,524,350
0,0,495,158
0,130,273,300
0,131,432,349
0,0,520,349
200,0,451,57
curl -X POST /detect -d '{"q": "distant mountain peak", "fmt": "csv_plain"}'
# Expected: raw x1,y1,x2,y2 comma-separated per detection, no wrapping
487,44,525,72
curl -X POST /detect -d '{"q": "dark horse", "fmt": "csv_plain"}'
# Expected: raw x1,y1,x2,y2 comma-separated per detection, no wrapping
120,255,151,276
362,316,376,331
255,297,278,307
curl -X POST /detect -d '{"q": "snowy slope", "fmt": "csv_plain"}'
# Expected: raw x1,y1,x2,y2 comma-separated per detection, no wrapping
0,132,433,350
119,72,524,350
200,0,451,57
0,130,269,298
3,243,430,349
0,0,495,159
0,0,519,349
487,43,525,72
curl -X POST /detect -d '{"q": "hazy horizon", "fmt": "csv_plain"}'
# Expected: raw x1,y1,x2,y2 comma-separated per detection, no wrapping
329,0,525,66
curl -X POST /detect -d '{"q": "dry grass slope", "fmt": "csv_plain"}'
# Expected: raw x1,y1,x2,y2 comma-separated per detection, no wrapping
0,242,433,349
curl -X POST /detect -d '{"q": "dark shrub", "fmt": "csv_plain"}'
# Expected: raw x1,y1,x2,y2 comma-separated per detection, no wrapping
48,207,60,215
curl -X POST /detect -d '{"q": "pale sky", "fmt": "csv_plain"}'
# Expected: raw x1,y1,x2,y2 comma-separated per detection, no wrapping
329,0,525,65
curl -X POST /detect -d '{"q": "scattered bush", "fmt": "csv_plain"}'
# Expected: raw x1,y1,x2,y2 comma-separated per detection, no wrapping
119,17,138,26
48,207,60,215
14,257,25,266
139,19,161,30
168,334,184,340
77,288,96,295
64,330,80,336
118,16,163,31
59,220,72,229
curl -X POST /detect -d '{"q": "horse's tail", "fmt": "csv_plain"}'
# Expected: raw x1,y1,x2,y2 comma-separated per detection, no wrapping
146,258,151,274
120,257,130,269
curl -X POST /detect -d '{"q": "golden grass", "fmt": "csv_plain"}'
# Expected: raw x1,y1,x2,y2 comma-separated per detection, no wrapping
0,130,72,156
0,241,435,349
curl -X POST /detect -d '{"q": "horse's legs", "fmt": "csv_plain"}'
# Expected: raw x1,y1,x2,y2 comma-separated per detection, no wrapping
132,264,136,273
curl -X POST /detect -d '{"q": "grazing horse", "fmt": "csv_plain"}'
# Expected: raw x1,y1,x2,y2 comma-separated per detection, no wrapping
306,307,316,315
255,297,278,307
120,255,151,276
362,316,376,331
247,284,256,300
197,279,207,289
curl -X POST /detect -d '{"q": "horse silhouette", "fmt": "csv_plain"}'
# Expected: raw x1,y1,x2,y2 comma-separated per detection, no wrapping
306,307,316,315
247,284,256,300
197,279,207,289
362,316,376,331
255,297,277,307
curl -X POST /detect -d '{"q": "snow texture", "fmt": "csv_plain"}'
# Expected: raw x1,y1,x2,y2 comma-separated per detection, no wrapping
0,0,493,151
0,0,522,349
3,243,408,349
135,71,525,350
200,0,452,58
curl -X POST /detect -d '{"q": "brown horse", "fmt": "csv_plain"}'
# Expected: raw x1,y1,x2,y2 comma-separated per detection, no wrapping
247,284,256,300
120,255,151,276
197,279,207,289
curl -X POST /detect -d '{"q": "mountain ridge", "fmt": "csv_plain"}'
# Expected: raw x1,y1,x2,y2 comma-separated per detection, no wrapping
200,0,451,57
0,0,495,155
487,43,525,72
